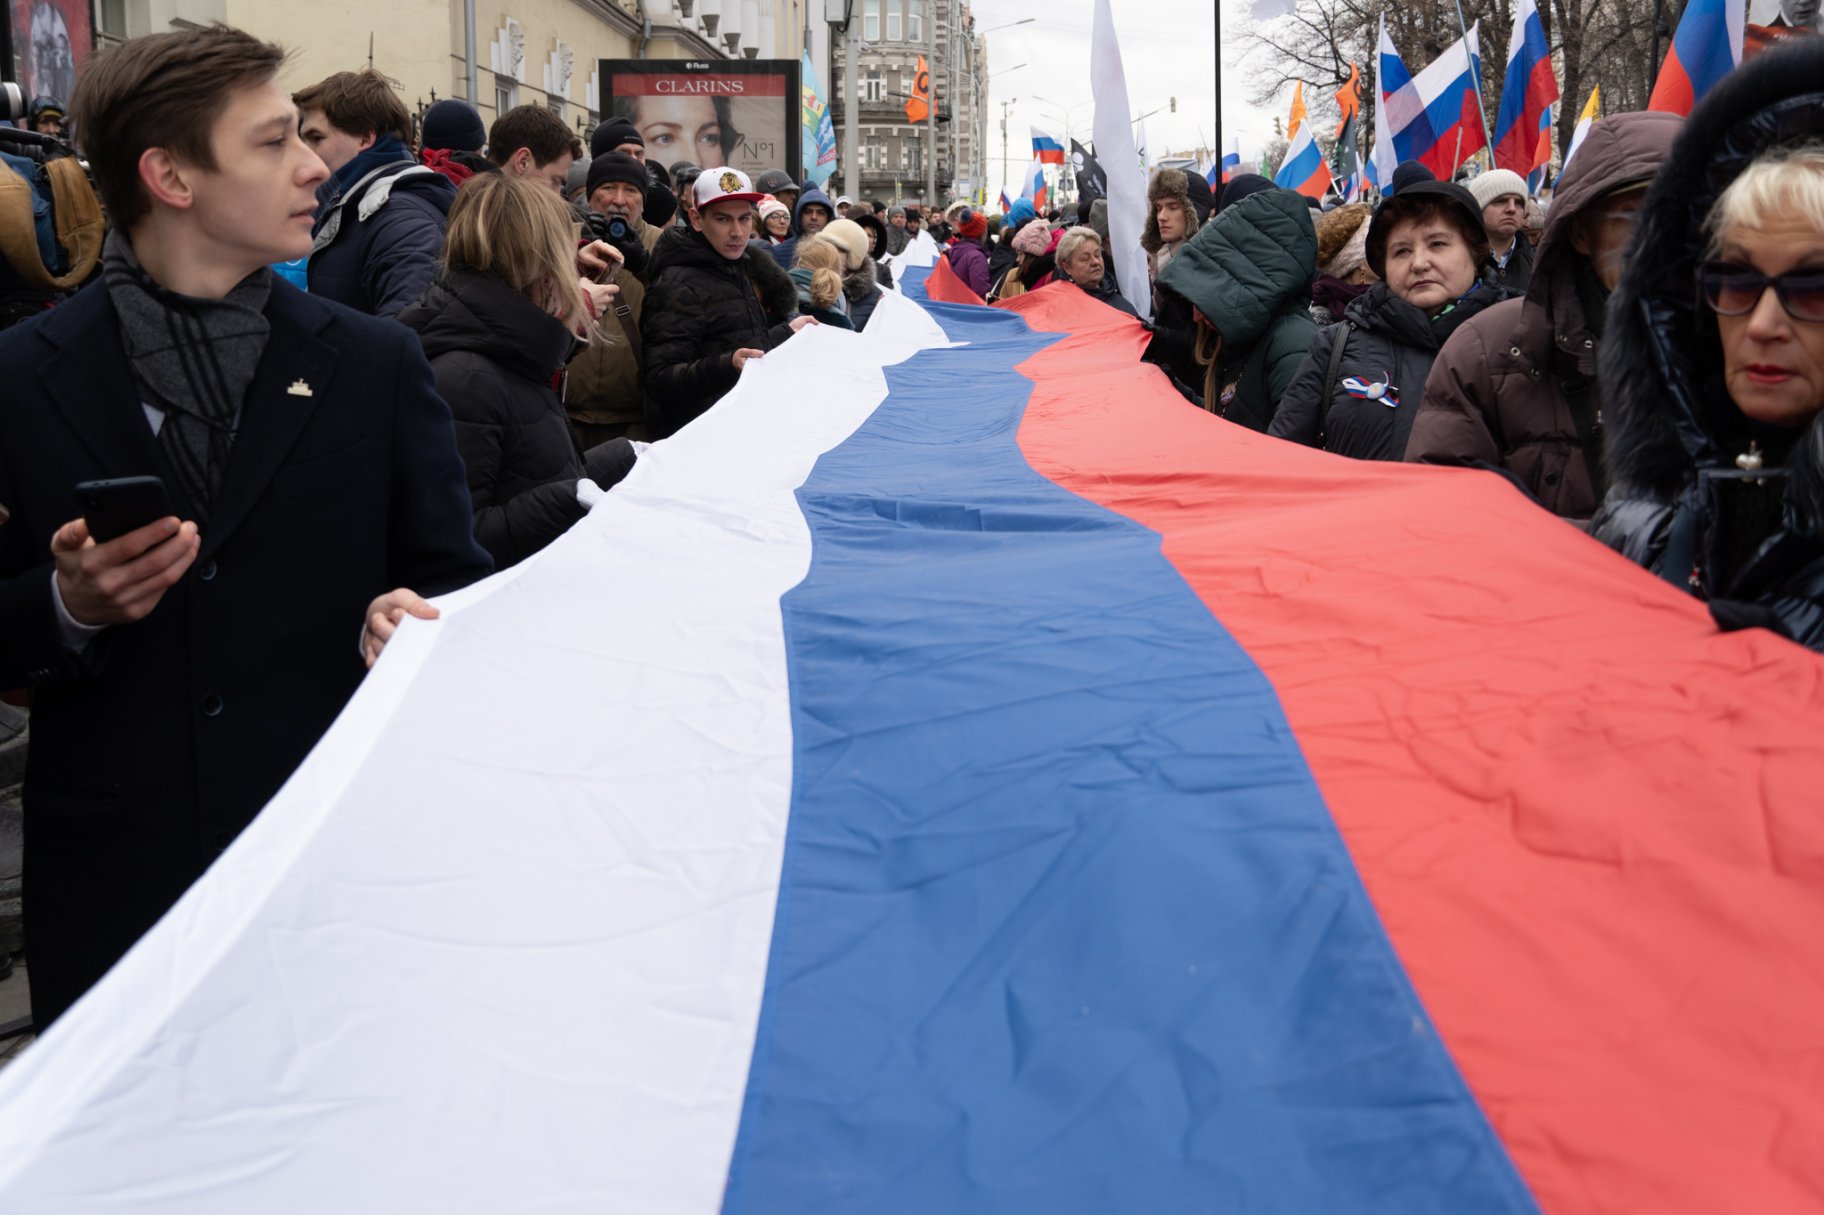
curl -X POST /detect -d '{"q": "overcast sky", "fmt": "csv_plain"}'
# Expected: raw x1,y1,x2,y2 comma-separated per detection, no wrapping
973,0,1283,202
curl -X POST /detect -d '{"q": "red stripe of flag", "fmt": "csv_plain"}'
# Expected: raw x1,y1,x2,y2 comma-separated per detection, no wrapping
976,283,1824,1215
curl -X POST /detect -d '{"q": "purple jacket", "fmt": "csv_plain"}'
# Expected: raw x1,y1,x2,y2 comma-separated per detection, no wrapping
946,239,990,297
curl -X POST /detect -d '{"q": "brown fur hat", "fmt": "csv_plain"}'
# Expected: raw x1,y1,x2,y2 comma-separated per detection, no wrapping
1142,168,1201,254
1314,202,1372,271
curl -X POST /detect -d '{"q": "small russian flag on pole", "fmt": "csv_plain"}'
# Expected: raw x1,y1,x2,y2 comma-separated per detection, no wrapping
1031,127,1066,165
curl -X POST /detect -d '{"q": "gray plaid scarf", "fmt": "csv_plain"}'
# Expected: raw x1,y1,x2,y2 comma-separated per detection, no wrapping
102,230,272,521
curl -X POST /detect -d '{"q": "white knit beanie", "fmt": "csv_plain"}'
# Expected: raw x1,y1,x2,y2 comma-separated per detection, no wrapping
1468,168,1530,210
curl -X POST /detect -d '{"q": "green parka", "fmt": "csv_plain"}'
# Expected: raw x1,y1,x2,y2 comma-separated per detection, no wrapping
1153,189,1317,432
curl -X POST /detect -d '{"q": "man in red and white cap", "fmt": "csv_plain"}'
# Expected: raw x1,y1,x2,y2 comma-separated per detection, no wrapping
639,168,817,436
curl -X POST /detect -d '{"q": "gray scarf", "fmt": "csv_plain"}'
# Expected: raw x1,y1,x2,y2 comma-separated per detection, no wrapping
102,230,272,521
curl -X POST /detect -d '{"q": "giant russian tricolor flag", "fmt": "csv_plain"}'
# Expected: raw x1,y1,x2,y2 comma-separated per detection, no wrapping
1491,0,1559,176
1649,0,1745,114
1379,23,1489,179
2,277,1824,1213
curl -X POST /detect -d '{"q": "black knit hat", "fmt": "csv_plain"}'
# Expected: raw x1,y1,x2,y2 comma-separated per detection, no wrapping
1389,159,1436,196
587,151,649,200
643,180,679,228
420,99,486,153
591,116,644,159
1218,173,1274,213
1365,179,1487,279
1183,171,1214,224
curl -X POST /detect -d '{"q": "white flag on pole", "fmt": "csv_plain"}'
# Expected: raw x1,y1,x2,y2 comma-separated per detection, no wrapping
1368,14,1401,192
1090,0,1152,319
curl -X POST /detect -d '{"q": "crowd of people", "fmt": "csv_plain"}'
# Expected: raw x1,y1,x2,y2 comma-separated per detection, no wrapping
1,23,1823,1030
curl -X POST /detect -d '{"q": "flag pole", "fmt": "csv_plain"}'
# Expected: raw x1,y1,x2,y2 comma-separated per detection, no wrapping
1450,0,1494,160
1213,0,1223,176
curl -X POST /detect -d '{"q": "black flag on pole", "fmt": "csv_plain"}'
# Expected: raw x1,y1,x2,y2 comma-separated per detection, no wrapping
1070,138,1108,202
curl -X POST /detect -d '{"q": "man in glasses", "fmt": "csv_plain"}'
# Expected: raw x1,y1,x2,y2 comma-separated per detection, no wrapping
1404,111,1684,525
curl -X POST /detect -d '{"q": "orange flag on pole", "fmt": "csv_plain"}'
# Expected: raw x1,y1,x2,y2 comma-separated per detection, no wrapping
1334,62,1361,139
904,56,931,124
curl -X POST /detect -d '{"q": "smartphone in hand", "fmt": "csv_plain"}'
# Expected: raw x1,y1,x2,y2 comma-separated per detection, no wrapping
74,476,176,543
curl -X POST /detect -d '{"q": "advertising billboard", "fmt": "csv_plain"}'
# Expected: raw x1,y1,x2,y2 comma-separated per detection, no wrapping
8,0,91,107
599,59,800,183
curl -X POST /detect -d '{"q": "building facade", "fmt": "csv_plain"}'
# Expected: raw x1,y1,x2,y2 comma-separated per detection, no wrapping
88,0,805,149
825,0,985,206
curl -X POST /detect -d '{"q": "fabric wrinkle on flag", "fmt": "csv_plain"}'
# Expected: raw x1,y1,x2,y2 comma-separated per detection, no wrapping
1,265,1824,1215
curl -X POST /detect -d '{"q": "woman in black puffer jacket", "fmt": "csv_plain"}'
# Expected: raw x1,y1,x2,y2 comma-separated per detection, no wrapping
1270,181,1506,460
1593,40,1824,649
401,173,635,569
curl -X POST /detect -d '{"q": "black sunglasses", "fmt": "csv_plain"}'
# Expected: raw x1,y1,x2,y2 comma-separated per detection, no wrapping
1697,260,1824,323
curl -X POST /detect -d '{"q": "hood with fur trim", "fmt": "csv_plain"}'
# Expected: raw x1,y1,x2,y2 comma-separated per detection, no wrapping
1143,168,1202,254
1599,38,1824,530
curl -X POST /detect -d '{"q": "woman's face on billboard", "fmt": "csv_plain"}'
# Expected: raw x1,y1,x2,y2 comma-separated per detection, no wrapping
632,96,725,161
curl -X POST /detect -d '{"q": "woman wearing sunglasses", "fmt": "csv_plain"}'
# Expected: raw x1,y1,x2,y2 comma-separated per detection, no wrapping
1594,41,1824,650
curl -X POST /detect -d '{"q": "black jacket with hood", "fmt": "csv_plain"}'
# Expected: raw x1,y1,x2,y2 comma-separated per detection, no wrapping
1591,40,1824,649
400,270,634,568
642,223,801,437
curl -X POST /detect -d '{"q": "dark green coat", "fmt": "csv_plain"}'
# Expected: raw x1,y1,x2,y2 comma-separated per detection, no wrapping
1154,189,1317,432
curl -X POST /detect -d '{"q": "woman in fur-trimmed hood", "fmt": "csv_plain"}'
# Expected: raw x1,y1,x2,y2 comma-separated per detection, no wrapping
1592,38,1824,648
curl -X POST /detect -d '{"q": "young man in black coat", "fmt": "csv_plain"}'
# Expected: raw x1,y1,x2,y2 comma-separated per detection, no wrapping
0,26,493,1029
640,168,814,436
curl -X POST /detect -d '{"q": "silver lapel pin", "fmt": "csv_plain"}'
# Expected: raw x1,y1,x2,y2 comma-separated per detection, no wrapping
287,379,314,397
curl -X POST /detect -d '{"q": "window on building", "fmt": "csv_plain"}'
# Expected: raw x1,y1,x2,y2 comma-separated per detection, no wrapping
908,0,922,41
97,0,127,41
495,81,517,115
864,0,879,41
887,3,901,40
866,139,886,170
548,97,565,123
863,70,883,102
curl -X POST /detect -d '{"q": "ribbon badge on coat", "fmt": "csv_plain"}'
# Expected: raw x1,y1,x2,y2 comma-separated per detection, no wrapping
1342,373,1399,408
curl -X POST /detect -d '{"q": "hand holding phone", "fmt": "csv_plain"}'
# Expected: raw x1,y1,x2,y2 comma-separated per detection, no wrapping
74,476,176,543
56,477,198,626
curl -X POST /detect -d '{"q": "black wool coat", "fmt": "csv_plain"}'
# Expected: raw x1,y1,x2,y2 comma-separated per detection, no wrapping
0,280,492,1027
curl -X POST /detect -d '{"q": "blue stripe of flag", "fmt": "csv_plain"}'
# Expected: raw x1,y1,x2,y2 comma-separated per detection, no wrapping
721,292,1544,1213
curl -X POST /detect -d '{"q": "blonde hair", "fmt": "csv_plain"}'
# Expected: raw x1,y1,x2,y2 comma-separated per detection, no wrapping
793,237,846,311
1054,226,1103,271
442,172,588,329
1705,144,1824,258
